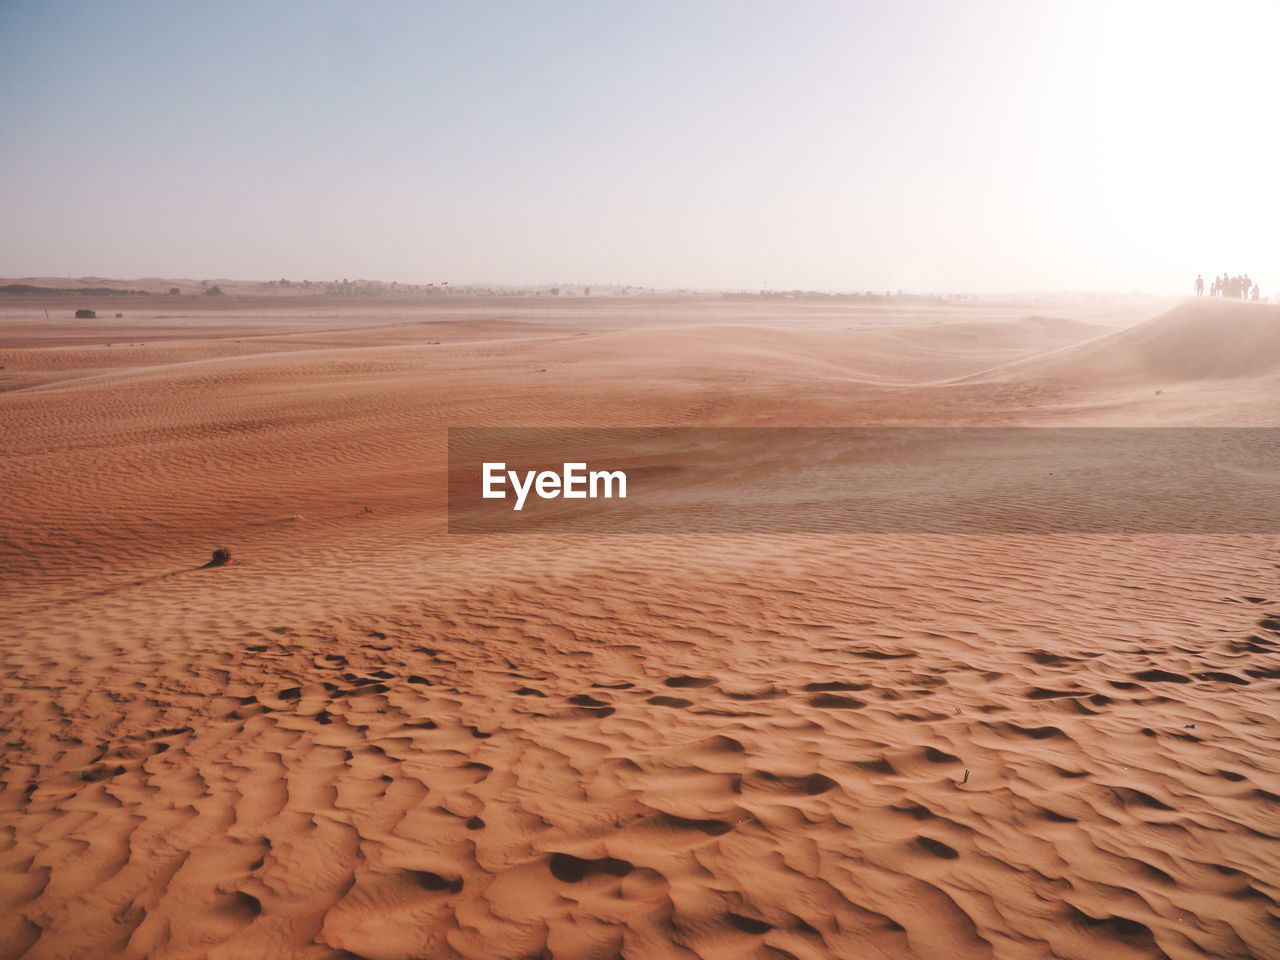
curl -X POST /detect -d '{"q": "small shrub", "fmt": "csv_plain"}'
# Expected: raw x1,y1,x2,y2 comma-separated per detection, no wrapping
208,546,232,567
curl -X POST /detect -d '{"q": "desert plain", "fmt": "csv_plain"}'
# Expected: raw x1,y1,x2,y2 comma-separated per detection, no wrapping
1,290,1279,960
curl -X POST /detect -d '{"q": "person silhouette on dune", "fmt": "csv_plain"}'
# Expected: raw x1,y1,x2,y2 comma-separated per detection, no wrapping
1195,274,1204,295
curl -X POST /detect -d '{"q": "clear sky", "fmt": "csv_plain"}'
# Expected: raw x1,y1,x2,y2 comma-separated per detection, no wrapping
2,1,1275,293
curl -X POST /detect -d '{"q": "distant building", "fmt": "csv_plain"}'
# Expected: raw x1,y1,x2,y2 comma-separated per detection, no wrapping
75,308,96,318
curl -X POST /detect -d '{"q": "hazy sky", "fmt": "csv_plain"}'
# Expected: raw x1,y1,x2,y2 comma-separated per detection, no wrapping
2,1,1276,293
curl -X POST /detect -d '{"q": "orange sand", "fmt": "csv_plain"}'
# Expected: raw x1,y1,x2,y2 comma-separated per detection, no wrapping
1,293,1278,960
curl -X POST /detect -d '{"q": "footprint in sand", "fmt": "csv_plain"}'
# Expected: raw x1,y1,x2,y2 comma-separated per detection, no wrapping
548,852,634,883
726,913,772,934
1132,669,1190,684
664,675,715,688
751,771,839,796
915,835,959,859
647,695,693,708
808,693,866,709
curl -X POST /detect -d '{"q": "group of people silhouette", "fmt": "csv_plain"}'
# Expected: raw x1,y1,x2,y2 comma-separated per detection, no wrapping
1195,273,1260,300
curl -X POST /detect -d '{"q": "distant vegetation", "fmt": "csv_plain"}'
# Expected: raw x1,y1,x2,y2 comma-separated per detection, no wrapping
0,279,672,299
0,284,150,296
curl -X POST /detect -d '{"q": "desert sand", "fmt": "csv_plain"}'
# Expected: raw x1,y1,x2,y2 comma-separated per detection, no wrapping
1,292,1279,960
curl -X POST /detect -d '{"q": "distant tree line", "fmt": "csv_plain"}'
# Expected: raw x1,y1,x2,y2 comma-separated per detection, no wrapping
0,284,152,296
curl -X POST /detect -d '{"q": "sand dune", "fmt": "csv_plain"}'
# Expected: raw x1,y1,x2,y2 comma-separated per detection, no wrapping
2,295,1279,959
997,299,1280,381
537,313,1119,387
961,299,1280,424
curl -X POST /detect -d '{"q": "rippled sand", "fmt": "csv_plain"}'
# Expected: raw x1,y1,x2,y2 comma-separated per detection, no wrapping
2,294,1278,960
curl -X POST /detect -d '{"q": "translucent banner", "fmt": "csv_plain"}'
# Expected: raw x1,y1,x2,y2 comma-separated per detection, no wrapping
448,428,1280,533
